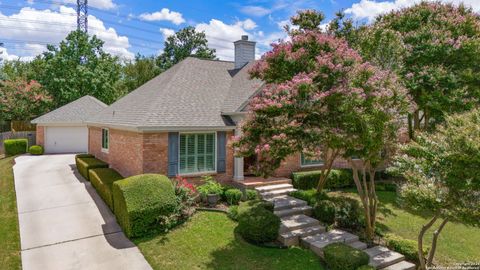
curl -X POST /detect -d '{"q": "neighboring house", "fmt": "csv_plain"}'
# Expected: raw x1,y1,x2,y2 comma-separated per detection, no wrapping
34,36,335,183
32,96,107,153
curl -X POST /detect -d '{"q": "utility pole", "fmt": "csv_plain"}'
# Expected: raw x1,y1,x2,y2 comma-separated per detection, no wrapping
77,0,88,33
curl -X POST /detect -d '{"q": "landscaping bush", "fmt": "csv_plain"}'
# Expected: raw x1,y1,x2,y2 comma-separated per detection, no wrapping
227,205,239,221
112,174,177,238
4,139,28,156
291,169,353,190
237,200,280,244
28,145,44,155
290,189,328,205
89,168,123,210
313,200,336,225
332,197,361,230
169,176,196,228
245,189,258,201
384,233,426,263
76,157,108,181
225,188,243,205
323,243,369,270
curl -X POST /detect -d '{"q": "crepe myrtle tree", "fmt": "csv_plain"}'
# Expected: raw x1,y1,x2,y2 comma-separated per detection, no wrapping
232,28,410,210
391,110,480,269
0,79,52,121
361,2,480,134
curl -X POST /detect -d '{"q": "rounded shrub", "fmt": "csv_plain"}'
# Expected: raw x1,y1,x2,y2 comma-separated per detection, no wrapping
237,200,280,244
112,174,177,238
245,189,258,201
4,139,28,156
332,197,361,230
384,233,426,263
323,243,369,270
225,188,243,205
313,200,336,225
28,145,44,155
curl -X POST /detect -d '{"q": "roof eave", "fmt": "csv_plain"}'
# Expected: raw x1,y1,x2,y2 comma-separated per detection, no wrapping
86,121,236,132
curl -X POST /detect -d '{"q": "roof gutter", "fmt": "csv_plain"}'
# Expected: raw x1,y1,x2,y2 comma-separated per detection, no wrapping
86,122,236,133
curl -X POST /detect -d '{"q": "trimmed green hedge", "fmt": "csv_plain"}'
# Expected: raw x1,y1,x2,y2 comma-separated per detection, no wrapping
112,174,177,238
384,233,426,263
89,168,123,211
77,157,108,181
237,200,280,243
323,243,370,270
28,145,44,155
291,169,353,190
4,139,28,156
75,153,94,169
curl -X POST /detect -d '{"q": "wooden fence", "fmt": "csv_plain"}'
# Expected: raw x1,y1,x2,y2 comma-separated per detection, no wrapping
0,131,36,154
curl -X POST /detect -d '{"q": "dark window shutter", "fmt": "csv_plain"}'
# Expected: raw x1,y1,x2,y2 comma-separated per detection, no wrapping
168,132,179,177
217,131,226,173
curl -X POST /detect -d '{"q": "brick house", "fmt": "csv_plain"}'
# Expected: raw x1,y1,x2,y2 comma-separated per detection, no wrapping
35,36,342,185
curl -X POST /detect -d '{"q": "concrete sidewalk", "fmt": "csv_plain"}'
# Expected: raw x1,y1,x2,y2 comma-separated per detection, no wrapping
13,154,152,270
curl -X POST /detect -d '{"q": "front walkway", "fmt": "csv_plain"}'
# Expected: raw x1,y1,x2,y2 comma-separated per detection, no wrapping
13,154,152,270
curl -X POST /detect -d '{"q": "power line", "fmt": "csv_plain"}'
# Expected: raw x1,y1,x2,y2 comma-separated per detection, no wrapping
11,0,238,44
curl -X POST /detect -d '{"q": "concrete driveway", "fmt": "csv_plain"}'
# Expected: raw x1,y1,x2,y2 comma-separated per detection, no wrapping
13,154,152,270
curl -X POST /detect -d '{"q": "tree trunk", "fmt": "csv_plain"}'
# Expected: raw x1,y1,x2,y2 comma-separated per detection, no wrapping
316,149,339,192
418,214,439,270
348,158,378,244
426,218,449,267
413,110,420,130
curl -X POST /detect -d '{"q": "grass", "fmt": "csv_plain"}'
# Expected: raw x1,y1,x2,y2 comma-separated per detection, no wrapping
330,189,480,265
0,156,21,269
134,211,324,270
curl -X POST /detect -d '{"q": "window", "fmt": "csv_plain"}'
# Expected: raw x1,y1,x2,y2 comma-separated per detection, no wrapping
301,152,323,167
179,133,216,174
102,128,109,150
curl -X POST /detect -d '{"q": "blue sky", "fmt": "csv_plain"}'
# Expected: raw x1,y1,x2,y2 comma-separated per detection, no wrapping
0,0,478,61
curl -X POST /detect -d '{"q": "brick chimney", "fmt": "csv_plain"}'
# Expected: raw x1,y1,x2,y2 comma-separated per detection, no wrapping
234,35,256,69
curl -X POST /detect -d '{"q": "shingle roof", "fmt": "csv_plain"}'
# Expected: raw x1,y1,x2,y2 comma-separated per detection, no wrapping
88,57,263,130
32,95,107,124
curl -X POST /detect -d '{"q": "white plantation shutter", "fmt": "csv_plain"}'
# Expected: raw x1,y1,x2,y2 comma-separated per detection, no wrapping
179,133,216,174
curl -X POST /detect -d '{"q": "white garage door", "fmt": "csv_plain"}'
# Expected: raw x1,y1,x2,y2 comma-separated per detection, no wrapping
45,126,88,153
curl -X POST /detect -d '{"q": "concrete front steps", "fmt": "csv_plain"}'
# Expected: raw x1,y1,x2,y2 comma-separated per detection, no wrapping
256,183,297,200
253,182,417,270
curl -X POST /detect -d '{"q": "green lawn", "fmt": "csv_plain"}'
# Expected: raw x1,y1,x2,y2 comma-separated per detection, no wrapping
331,189,480,265
135,211,324,270
0,156,21,269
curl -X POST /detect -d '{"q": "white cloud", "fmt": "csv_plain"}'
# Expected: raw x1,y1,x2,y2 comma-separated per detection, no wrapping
237,18,257,30
196,19,286,61
0,6,134,60
240,6,272,17
63,0,117,10
138,8,185,25
346,0,480,22
159,28,175,39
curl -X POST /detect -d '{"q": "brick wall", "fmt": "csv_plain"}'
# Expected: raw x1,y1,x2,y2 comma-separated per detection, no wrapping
89,126,144,177
88,127,235,182
36,126,44,147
